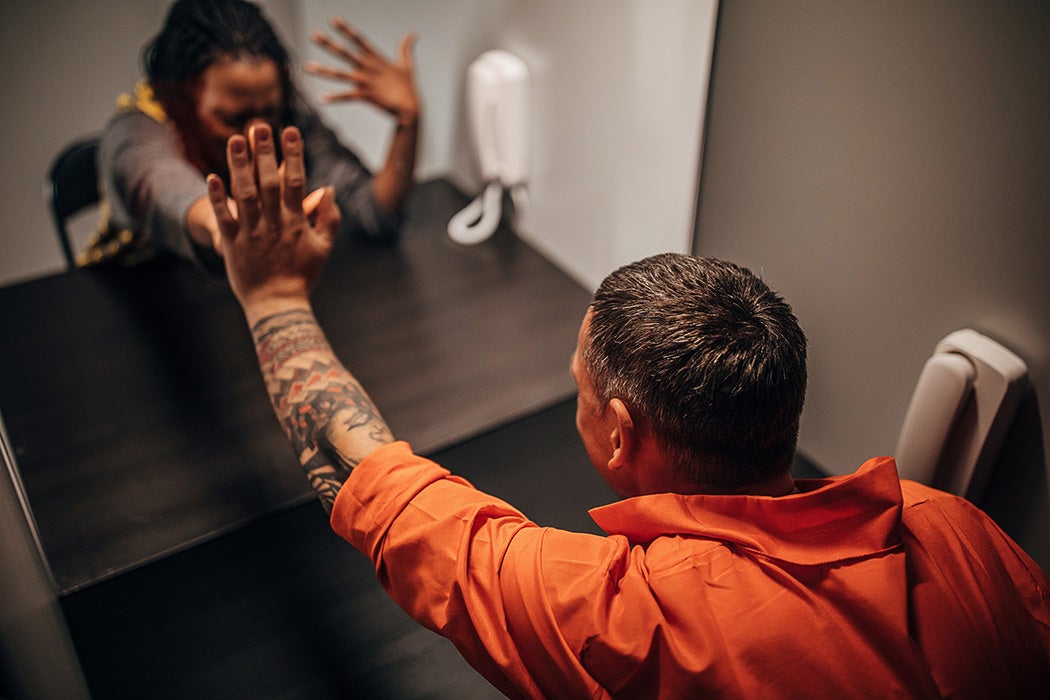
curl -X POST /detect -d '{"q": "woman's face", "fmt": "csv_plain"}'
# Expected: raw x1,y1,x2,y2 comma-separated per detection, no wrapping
192,55,284,173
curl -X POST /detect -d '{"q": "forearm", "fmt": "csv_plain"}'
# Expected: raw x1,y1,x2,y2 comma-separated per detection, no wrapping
370,114,418,218
102,111,208,260
251,306,394,512
185,196,221,252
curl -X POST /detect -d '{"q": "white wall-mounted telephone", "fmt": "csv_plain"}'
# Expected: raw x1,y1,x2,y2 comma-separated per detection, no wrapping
894,329,1027,500
448,50,531,245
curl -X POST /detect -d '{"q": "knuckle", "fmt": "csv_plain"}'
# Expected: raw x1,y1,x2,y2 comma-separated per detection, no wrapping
239,190,260,209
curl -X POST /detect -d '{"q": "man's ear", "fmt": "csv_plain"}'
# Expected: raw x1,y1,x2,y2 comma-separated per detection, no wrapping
607,398,636,470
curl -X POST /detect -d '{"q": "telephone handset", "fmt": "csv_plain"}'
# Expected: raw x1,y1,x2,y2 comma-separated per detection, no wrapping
895,329,1027,499
448,51,530,245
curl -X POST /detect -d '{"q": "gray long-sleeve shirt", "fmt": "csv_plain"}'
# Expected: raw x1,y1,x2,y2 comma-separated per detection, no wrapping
96,94,398,269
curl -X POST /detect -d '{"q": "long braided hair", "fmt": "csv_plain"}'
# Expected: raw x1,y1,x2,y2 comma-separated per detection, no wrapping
143,0,296,163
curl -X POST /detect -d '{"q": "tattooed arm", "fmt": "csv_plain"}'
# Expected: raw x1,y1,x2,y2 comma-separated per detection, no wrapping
252,308,392,512
207,123,391,512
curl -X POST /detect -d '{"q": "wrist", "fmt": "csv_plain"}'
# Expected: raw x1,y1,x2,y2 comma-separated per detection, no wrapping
396,102,420,129
240,295,314,329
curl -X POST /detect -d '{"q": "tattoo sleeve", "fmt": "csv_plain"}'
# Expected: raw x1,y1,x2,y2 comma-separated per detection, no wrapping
252,308,393,513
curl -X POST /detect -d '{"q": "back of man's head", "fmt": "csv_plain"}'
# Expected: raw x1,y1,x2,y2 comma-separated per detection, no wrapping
583,254,807,490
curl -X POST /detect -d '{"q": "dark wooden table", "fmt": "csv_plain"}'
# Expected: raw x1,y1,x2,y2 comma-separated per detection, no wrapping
0,179,593,595
61,399,616,700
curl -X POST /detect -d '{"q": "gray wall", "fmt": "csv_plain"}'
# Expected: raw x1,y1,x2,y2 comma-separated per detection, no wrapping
0,0,169,285
694,0,1050,568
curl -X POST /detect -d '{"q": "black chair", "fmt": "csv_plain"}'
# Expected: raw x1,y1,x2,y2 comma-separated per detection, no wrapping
45,136,101,269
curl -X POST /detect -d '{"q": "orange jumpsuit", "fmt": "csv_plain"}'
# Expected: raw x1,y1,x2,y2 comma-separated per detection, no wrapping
331,441,1050,699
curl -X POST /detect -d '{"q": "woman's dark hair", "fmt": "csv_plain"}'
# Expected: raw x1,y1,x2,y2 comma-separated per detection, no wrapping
143,0,295,128
584,254,808,489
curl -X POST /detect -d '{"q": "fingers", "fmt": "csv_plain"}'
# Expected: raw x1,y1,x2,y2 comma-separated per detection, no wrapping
206,175,237,241
397,32,417,68
331,17,379,61
249,124,280,227
310,29,363,68
317,89,366,104
303,61,369,103
312,186,341,248
303,62,358,83
302,187,337,253
302,187,326,218
226,135,260,231
310,19,389,73
306,22,419,113
280,127,306,212
212,126,308,244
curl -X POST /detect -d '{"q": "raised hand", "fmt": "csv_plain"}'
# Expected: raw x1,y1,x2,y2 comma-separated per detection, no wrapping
306,18,420,126
208,123,393,514
206,124,341,324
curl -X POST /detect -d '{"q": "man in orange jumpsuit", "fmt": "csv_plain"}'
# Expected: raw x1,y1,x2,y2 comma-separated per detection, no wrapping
208,123,1050,698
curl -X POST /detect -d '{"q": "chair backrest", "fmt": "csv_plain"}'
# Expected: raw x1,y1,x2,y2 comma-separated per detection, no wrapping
45,136,101,269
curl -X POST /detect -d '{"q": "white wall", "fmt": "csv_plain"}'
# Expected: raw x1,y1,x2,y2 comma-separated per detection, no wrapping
489,0,718,290
295,0,515,181
295,0,717,292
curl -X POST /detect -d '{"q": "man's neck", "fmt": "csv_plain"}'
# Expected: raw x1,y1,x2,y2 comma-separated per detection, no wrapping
731,471,798,497
667,470,798,498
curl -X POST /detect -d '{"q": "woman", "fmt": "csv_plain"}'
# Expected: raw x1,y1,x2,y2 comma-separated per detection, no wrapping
89,0,419,270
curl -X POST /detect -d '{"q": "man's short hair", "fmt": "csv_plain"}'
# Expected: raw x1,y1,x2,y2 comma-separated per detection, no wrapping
583,254,807,489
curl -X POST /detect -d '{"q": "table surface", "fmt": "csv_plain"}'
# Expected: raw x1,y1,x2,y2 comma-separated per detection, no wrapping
0,180,592,594
61,399,614,700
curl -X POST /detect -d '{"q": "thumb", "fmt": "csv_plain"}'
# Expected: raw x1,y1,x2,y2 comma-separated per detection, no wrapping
312,186,340,247
302,186,326,217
